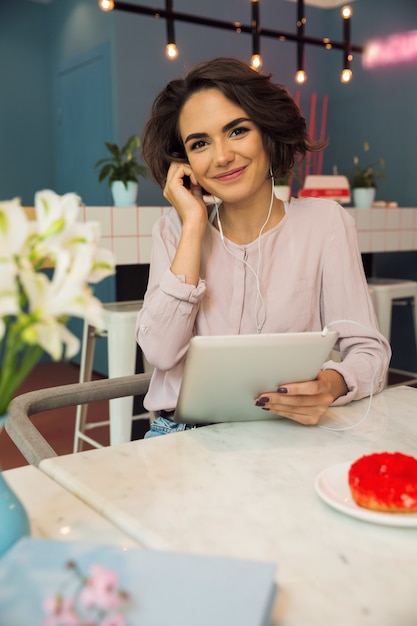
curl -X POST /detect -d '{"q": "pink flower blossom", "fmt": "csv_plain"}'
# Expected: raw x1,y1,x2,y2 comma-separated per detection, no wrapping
42,562,130,626
79,565,124,612
42,595,81,626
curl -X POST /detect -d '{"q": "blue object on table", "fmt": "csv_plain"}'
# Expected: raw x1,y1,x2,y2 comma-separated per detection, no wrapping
0,537,277,626
0,416,30,557
0,473,30,556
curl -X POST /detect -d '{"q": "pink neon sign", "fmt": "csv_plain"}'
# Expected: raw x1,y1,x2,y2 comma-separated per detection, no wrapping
362,30,417,69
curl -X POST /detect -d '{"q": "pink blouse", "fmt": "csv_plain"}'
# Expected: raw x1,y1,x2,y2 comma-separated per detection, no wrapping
136,197,391,412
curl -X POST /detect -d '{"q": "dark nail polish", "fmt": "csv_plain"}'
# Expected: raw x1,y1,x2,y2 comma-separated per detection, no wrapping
255,400,266,407
258,396,269,402
261,407,270,411
277,387,288,394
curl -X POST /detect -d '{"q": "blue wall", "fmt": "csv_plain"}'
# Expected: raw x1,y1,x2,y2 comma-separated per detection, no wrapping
321,0,417,208
2,0,417,207
2,0,417,372
0,0,115,205
0,0,54,201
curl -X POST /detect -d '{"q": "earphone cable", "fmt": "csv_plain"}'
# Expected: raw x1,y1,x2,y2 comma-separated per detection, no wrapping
214,178,275,333
319,319,386,432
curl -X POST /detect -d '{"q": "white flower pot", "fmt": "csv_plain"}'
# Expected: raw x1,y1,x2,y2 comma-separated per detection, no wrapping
273,185,290,202
352,187,376,208
111,180,138,207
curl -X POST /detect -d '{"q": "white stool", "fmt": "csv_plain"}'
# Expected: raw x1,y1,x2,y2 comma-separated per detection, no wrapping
74,300,153,452
367,278,417,384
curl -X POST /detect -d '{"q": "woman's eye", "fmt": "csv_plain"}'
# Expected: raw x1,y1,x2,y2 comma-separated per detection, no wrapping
190,140,208,151
230,126,250,138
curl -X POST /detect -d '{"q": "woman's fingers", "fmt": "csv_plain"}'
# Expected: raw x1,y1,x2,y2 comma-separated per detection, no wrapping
163,162,207,220
254,373,341,425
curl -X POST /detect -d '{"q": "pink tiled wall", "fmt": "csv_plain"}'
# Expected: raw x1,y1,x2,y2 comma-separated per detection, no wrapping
82,206,170,265
81,205,417,265
346,208,417,253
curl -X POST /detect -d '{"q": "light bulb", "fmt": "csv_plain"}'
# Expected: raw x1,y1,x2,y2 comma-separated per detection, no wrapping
165,43,178,59
341,5,352,19
295,69,307,84
98,0,114,11
341,68,352,83
250,54,262,70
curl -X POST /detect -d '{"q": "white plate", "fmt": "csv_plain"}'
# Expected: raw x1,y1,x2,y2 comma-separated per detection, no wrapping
315,462,417,528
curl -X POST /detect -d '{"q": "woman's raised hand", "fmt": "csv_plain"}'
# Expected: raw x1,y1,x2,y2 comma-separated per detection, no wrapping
163,162,209,227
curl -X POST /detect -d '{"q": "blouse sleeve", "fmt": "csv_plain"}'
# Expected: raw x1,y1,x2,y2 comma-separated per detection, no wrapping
136,213,207,371
319,206,391,405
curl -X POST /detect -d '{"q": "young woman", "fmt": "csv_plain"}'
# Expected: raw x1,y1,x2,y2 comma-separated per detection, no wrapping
137,57,390,436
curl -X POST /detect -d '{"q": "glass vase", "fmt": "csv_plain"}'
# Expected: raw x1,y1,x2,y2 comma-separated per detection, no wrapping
0,414,31,556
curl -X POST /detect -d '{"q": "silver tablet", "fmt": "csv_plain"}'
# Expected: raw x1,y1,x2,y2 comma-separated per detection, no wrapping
174,330,339,424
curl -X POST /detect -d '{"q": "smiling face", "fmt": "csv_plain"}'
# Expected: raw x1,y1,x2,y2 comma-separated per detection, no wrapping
179,88,271,207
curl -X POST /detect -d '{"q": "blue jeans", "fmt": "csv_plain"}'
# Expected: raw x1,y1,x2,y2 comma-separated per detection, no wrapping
144,415,198,438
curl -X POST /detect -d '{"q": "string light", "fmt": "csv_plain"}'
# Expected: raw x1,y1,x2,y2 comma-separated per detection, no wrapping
98,0,114,11
341,5,352,20
250,0,263,70
250,54,263,70
166,43,178,59
98,1,363,84
165,0,178,60
341,5,352,82
295,0,307,83
295,69,307,84
341,68,352,83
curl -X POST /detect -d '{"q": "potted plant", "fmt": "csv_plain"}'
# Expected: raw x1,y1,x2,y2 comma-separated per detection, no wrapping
273,164,303,202
347,142,385,208
273,175,291,202
95,134,148,206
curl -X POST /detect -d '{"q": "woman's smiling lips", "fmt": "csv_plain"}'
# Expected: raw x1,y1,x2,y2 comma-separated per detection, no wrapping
213,166,246,182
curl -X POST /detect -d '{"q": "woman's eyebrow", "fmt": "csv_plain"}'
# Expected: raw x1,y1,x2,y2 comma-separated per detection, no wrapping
222,117,251,133
183,117,251,145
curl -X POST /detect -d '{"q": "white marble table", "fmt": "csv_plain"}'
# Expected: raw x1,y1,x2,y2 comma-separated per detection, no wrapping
38,385,417,626
3,465,138,549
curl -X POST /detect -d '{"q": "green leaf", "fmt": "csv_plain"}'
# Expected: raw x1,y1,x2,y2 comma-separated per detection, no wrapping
95,134,147,186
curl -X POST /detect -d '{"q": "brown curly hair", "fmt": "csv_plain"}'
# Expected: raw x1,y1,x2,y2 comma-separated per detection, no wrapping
141,57,326,187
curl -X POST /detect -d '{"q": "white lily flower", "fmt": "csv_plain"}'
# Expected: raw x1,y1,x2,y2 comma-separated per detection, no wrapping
22,317,81,360
0,191,115,414
34,189,81,235
88,246,115,284
20,252,105,332
0,199,30,256
0,257,19,322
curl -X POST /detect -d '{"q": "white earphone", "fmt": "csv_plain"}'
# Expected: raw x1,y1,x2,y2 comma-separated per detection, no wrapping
213,173,275,333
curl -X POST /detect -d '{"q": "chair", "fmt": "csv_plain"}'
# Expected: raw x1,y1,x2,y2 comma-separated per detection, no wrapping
367,278,417,385
6,374,151,468
74,300,154,452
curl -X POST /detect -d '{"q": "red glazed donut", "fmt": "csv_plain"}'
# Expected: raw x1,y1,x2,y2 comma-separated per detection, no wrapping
348,452,417,513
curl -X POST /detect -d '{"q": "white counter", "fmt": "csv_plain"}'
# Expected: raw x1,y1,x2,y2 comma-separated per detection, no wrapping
38,385,417,626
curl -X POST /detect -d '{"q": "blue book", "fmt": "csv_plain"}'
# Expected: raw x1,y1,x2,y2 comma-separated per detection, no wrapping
0,538,277,626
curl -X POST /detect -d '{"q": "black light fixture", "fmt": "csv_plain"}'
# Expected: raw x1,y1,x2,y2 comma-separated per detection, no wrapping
165,0,178,59
341,5,353,83
98,1,363,83
295,0,307,84
250,0,262,70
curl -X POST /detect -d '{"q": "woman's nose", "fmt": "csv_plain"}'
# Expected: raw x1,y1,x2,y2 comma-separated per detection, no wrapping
213,141,234,166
